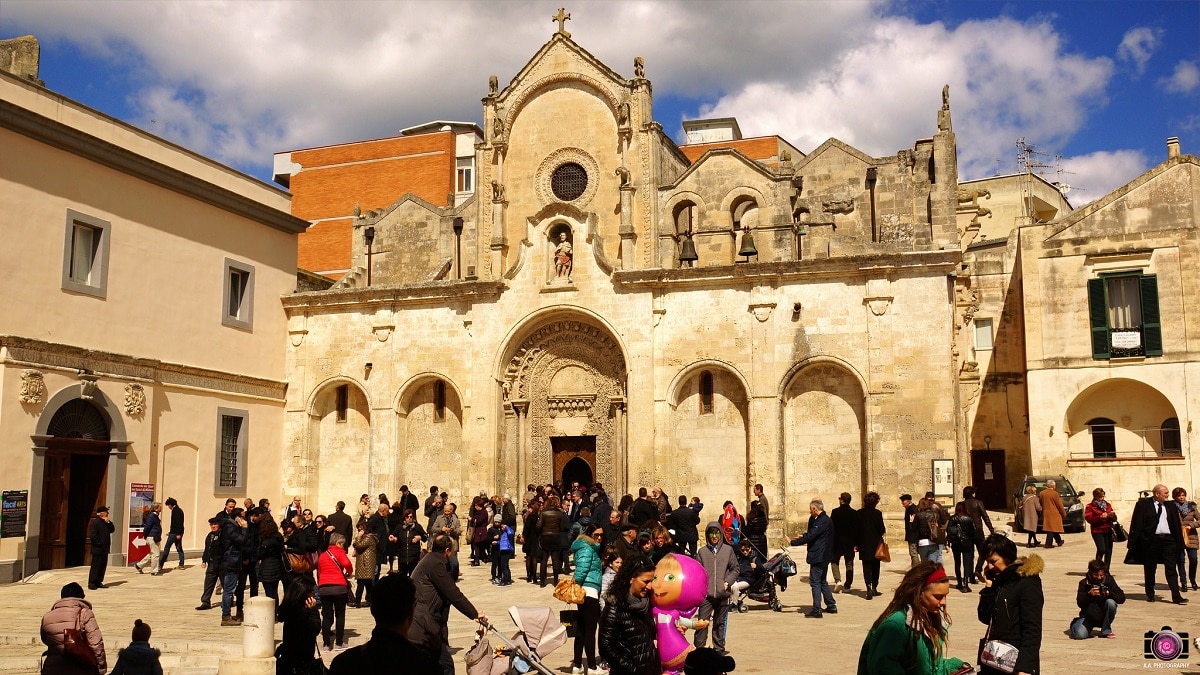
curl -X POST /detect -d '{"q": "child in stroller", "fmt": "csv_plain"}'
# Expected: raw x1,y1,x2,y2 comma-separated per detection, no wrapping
731,540,796,612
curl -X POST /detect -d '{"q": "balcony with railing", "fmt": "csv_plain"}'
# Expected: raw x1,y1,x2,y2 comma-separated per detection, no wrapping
1070,423,1184,459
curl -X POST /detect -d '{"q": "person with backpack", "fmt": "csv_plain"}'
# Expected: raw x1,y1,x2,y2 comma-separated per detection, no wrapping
947,503,978,592
915,498,946,564
40,582,106,675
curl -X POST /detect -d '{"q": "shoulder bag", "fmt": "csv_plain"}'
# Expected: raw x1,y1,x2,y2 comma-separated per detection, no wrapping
978,619,1019,673
874,539,891,562
1111,521,1128,543
327,549,351,582
62,610,98,669
553,578,585,605
288,551,312,573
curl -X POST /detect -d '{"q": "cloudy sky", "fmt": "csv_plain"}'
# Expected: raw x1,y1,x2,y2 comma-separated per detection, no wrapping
3,0,1198,203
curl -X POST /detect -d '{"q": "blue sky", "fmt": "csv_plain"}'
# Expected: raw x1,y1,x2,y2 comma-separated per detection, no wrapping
3,0,1198,203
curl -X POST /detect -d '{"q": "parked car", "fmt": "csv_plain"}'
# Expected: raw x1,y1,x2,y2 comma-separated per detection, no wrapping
1012,475,1086,533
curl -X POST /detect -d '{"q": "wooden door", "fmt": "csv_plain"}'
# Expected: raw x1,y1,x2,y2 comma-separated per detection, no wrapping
551,436,596,488
39,452,71,570
39,443,110,570
971,449,1007,511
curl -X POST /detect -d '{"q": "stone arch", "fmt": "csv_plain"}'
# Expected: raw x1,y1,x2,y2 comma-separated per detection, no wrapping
1064,378,1179,457
663,191,709,234
496,308,628,497
667,361,751,513
394,373,465,500
781,360,868,527
503,74,622,135
666,359,753,408
308,377,372,514
718,186,768,228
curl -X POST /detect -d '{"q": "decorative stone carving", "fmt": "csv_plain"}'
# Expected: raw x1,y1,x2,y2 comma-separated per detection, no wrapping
535,147,600,208
492,180,506,203
824,198,855,214
634,56,645,78
617,101,630,127
373,325,394,342
865,297,893,316
938,84,952,132
956,188,991,206
79,374,99,401
748,302,776,322
488,74,498,95
552,7,571,37
552,231,574,283
124,383,146,417
289,330,308,347
615,166,630,187
547,394,596,418
19,369,45,404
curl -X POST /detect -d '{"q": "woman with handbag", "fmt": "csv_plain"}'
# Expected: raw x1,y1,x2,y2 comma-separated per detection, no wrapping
316,533,354,651
276,576,324,675
569,523,606,675
257,516,286,605
40,582,106,675
858,491,887,599
1174,487,1199,591
857,561,970,675
351,522,378,607
1084,488,1117,567
977,534,1043,675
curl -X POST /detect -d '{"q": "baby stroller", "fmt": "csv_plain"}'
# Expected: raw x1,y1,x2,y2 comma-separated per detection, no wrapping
740,547,797,612
467,606,568,675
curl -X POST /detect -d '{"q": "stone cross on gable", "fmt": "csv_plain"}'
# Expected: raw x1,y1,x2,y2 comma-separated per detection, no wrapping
553,7,571,37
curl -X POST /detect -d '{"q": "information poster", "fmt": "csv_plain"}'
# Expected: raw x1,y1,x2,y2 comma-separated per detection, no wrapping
127,482,154,564
1,490,28,539
932,459,954,499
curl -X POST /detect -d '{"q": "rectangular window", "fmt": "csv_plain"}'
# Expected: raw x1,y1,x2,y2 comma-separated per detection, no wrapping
456,158,474,193
336,384,348,422
1087,272,1162,359
214,408,248,492
974,318,994,352
221,258,255,330
61,209,111,298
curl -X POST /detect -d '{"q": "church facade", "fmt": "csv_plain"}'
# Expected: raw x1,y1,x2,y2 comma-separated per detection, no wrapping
281,28,970,529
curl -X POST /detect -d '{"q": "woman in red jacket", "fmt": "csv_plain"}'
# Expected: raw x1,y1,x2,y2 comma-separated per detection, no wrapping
316,533,353,651
1084,487,1118,567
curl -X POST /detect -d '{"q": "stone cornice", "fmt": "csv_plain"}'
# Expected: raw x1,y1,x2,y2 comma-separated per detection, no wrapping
0,97,309,235
0,335,286,401
613,251,961,288
282,279,507,312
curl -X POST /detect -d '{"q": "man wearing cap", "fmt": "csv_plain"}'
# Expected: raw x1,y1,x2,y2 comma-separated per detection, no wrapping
88,506,115,590
196,517,223,610
901,494,920,567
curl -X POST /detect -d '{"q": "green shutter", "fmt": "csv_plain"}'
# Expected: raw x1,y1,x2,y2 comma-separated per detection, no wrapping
1087,278,1110,359
1141,274,1162,356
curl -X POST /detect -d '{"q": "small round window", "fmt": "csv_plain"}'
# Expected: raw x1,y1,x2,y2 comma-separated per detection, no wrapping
551,163,588,201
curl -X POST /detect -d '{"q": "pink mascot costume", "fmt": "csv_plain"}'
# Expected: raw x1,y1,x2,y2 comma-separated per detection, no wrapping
651,553,710,674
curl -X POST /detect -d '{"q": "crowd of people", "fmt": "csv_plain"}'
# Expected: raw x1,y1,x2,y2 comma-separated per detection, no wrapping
41,479,1198,675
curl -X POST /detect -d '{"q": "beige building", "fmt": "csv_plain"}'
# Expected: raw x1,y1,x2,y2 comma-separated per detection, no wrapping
279,29,971,531
0,40,307,580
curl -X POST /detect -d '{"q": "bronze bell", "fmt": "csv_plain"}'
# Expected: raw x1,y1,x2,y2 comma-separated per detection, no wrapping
737,230,758,261
678,234,699,267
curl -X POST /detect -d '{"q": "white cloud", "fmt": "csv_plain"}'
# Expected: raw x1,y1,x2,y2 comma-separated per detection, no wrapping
1160,60,1200,94
1116,26,1162,78
1056,149,1150,206
699,16,1114,182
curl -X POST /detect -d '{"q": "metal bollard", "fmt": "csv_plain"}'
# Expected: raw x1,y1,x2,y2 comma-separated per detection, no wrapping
242,596,276,658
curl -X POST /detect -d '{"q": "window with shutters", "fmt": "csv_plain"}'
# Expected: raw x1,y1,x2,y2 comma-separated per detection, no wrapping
1086,417,1117,458
61,210,111,298
1086,272,1161,359
699,371,714,415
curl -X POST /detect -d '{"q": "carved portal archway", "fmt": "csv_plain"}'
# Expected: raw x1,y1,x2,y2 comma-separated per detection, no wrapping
500,318,626,494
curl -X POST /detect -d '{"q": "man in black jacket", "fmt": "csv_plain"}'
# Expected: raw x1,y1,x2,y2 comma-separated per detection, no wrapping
163,497,186,569
196,517,223,610
368,502,390,582
1126,483,1188,604
219,510,247,626
901,493,920,566
409,535,484,675
628,488,658,529
1070,559,1125,639
327,501,354,545
330,573,439,674
87,506,114,590
664,494,700,557
829,492,859,592
789,500,837,618
959,486,994,583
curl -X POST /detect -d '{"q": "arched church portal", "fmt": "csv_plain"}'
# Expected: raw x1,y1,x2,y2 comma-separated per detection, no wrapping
500,317,626,495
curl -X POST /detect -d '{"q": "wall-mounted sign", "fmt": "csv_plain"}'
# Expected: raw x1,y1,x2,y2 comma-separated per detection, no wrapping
1,490,28,539
932,459,954,499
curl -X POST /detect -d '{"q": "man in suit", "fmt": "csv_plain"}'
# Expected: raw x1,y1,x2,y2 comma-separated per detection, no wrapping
1126,483,1188,604
87,506,115,590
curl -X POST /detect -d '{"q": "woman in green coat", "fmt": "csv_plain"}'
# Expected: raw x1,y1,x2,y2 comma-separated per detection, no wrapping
858,561,970,675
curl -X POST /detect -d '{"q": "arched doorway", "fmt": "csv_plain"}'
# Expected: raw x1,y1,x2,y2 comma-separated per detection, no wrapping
39,399,111,570
560,456,594,490
499,315,627,496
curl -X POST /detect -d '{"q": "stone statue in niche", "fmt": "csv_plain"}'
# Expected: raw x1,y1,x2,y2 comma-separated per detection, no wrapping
493,112,506,141
553,231,573,282
492,180,506,203
618,101,630,126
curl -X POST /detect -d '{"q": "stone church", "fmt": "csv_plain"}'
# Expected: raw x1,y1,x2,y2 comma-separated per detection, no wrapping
281,25,969,529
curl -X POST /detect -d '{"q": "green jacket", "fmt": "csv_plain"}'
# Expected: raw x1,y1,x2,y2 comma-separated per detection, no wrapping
857,609,965,675
571,535,603,591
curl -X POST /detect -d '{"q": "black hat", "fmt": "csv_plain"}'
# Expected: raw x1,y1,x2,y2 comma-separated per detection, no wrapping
208,517,222,525
684,647,736,675
61,582,85,599
95,506,109,514
899,494,912,501
924,491,935,499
